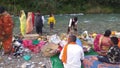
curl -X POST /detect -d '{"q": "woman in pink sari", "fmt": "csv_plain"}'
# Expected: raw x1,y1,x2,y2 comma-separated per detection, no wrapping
94,34,102,51
26,12,33,34
94,30,112,56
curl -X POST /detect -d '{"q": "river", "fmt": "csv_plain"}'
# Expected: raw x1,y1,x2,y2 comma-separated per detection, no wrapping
13,14,120,35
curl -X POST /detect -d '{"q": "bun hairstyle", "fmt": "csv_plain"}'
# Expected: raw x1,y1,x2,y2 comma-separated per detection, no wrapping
104,30,111,37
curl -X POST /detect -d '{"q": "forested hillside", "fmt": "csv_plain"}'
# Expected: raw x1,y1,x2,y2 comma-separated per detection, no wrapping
0,0,120,15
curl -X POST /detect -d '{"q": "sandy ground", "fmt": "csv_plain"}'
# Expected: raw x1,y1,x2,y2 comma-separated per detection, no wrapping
0,26,66,68
0,47,52,68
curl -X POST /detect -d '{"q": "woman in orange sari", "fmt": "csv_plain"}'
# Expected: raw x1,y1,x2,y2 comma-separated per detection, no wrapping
26,12,33,34
0,6,14,54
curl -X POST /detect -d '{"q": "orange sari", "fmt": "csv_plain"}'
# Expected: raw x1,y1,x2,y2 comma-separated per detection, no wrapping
118,38,120,48
0,12,14,54
26,12,33,34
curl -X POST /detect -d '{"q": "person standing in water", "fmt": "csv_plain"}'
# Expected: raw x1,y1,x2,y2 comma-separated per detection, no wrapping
67,17,78,34
26,12,33,34
19,10,26,36
48,13,56,32
35,10,44,35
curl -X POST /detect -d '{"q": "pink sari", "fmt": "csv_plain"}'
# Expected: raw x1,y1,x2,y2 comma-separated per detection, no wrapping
93,34,102,51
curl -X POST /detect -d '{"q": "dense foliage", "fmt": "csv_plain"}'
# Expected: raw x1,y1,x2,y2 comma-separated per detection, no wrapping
0,0,120,15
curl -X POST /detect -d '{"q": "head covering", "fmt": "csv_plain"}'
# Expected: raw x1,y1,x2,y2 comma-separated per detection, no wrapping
19,10,27,36
0,6,5,14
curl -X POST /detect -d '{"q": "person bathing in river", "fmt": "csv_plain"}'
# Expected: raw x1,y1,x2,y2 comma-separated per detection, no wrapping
48,13,56,32
26,12,33,34
35,10,44,35
19,10,26,36
67,17,78,34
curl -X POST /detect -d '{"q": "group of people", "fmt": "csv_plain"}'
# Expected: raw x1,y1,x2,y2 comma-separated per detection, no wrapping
20,10,56,36
92,30,120,64
0,6,120,68
0,6,78,55
59,30,120,68
20,10,78,36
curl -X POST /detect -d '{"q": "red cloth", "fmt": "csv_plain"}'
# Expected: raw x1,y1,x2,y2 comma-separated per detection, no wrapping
22,40,46,53
58,46,62,52
31,12,34,27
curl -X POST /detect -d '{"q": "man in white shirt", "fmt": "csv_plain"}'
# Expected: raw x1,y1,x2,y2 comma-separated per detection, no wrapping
67,17,78,34
59,35,84,68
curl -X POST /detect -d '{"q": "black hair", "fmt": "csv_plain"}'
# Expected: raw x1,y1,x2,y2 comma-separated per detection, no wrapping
74,17,78,22
0,6,5,14
49,13,53,17
111,37,118,45
104,30,111,37
69,34,76,42
37,10,40,13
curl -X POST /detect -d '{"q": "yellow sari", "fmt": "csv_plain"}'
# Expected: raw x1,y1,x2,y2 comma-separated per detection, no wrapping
19,10,26,36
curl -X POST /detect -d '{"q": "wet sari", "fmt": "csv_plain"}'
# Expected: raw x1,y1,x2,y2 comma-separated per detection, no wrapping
26,12,33,34
19,10,26,36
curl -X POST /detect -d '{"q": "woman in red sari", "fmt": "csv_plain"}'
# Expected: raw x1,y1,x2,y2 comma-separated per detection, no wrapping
31,12,35,27
0,6,14,54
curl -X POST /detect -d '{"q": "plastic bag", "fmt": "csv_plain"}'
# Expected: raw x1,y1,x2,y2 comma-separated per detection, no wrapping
49,34,61,44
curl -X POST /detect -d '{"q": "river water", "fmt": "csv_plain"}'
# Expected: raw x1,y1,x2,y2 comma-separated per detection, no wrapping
13,14,120,35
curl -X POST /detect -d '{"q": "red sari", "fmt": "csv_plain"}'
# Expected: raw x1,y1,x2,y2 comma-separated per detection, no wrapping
32,12,34,27
0,12,14,54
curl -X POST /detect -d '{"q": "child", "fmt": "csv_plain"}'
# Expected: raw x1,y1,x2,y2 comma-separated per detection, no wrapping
48,13,56,32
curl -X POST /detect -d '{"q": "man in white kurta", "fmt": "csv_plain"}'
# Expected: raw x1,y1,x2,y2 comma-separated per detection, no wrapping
59,35,84,68
67,17,78,34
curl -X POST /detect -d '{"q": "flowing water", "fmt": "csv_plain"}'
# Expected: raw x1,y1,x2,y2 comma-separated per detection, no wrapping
13,14,120,35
